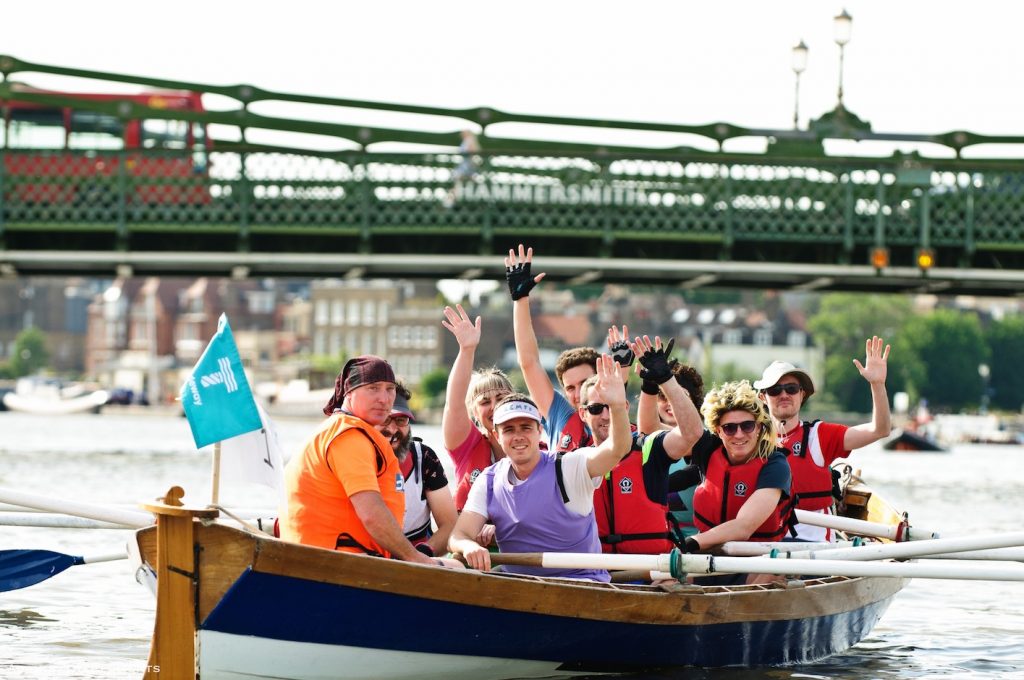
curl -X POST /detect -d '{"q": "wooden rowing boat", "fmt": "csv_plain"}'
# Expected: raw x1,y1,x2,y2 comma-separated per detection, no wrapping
133,479,908,680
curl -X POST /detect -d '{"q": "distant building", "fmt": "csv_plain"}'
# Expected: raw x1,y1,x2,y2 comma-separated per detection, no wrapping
0,277,99,373
310,279,443,387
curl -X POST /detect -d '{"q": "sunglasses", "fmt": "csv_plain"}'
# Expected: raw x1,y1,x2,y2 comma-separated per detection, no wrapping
384,415,410,428
763,383,802,397
585,403,610,416
720,420,758,436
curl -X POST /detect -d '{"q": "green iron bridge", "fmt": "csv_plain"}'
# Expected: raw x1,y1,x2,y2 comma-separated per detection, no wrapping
2,55,1024,295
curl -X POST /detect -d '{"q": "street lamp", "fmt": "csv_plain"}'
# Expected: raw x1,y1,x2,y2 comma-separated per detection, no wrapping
791,40,808,129
833,9,853,107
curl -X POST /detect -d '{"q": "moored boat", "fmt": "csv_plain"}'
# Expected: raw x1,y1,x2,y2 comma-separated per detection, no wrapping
133,479,910,680
2,378,109,415
882,428,947,452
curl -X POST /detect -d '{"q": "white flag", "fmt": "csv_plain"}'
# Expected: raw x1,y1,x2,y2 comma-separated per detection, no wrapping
220,403,286,504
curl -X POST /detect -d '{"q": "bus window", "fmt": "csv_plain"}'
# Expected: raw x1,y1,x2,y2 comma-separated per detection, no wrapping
142,119,189,149
68,110,124,150
3,107,66,149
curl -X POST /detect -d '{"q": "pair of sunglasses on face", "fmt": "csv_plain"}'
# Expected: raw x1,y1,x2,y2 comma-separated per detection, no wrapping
720,420,758,436
584,403,610,416
763,383,802,397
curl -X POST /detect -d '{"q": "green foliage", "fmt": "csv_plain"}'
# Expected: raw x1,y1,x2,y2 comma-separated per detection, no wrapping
984,315,1024,411
896,309,988,411
9,328,50,377
705,361,748,389
807,294,913,412
418,367,449,405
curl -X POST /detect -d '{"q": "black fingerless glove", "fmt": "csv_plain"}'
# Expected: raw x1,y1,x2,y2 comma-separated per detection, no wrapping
415,543,435,557
506,260,538,301
641,379,661,395
683,536,701,554
637,337,676,385
610,340,634,367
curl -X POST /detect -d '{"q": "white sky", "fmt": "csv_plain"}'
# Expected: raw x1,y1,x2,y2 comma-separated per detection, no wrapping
6,1,1024,150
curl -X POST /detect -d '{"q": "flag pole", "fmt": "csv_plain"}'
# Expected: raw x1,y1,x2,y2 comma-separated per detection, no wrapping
211,442,222,505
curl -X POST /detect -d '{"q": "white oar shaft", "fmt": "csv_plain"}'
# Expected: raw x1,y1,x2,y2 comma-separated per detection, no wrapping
794,509,939,541
786,531,1024,562
688,554,1024,581
0,487,152,528
533,552,673,572
927,548,1024,562
81,552,128,564
720,541,856,556
0,513,128,529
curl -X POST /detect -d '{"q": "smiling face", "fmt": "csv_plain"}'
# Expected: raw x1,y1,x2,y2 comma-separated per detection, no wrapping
718,409,762,464
343,381,397,426
761,375,805,423
579,380,611,445
656,392,676,427
494,417,542,467
472,389,507,432
378,414,412,458
561,363,596,410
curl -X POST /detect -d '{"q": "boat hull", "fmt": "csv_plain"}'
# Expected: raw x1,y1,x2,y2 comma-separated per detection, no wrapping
137,521,906,679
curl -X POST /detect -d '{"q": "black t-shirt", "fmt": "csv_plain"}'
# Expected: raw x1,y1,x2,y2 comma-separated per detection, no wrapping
631,430,675,504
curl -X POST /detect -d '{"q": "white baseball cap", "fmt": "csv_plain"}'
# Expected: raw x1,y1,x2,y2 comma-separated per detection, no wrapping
753,361,815,398
492,399,543,426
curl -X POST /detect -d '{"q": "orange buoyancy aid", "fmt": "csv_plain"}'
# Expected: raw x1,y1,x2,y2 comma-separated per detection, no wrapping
784,420,839,512
283,412,404,556
593,435,674,554
692,447,793,541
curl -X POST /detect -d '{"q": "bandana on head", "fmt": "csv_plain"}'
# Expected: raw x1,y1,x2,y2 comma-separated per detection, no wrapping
341,355,396,398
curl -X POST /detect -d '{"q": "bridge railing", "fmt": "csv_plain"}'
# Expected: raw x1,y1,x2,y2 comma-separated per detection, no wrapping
2,146,1023,269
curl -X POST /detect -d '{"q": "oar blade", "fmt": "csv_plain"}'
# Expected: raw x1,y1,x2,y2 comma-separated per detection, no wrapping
0,549,79,592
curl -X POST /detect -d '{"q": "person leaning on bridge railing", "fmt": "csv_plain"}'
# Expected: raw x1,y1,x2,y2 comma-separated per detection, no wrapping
753,337,892,543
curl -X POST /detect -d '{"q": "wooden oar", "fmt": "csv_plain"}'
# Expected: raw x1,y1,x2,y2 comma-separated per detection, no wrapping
0,487,151,528
486,551,1024,581
783,530,1024,562
794,509,940,541
0,549,127,592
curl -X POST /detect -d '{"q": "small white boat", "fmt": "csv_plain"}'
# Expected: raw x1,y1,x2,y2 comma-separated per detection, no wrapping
1,378,108,415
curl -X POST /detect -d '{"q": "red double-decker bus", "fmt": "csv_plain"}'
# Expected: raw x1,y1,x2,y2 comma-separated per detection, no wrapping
1,86,210,206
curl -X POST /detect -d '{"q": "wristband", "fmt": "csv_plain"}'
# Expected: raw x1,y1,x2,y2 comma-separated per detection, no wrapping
641,379,661,396
683,536,701,554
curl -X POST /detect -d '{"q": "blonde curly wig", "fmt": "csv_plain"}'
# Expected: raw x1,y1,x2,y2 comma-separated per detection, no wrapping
700,380,776,460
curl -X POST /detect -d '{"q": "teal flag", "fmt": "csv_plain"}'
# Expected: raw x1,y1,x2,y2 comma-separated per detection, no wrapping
180,314,262,448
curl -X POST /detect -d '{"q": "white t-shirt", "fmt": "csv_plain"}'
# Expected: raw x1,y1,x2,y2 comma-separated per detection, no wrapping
462,448,602,518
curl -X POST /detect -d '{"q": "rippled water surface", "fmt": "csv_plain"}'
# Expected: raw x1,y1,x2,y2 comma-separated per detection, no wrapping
2,411,1022,679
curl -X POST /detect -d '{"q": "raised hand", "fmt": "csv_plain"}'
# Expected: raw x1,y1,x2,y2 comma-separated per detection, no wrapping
589,354,628,407
632,335,677,385
504,243,546,301
853,335,890,385
607,324,634,367
441,304,481,349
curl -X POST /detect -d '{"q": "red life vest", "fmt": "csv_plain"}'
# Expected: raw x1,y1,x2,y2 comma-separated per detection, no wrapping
784,420,838,513
556,411,593,452
692,447,793,541
593,435,673,554
453,432,498,513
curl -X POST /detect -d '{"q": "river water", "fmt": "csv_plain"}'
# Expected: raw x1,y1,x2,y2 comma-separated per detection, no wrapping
2,410,1022,679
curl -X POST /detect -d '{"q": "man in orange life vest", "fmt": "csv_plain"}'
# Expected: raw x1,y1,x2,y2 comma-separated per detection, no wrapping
754,336,892,542
281,355,462,568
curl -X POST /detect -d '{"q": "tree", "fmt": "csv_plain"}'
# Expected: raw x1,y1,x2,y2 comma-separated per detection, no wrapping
418,367,449,407
896,309,988,411
806,294,913,412
9,327,50,377
985,315,1024,412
